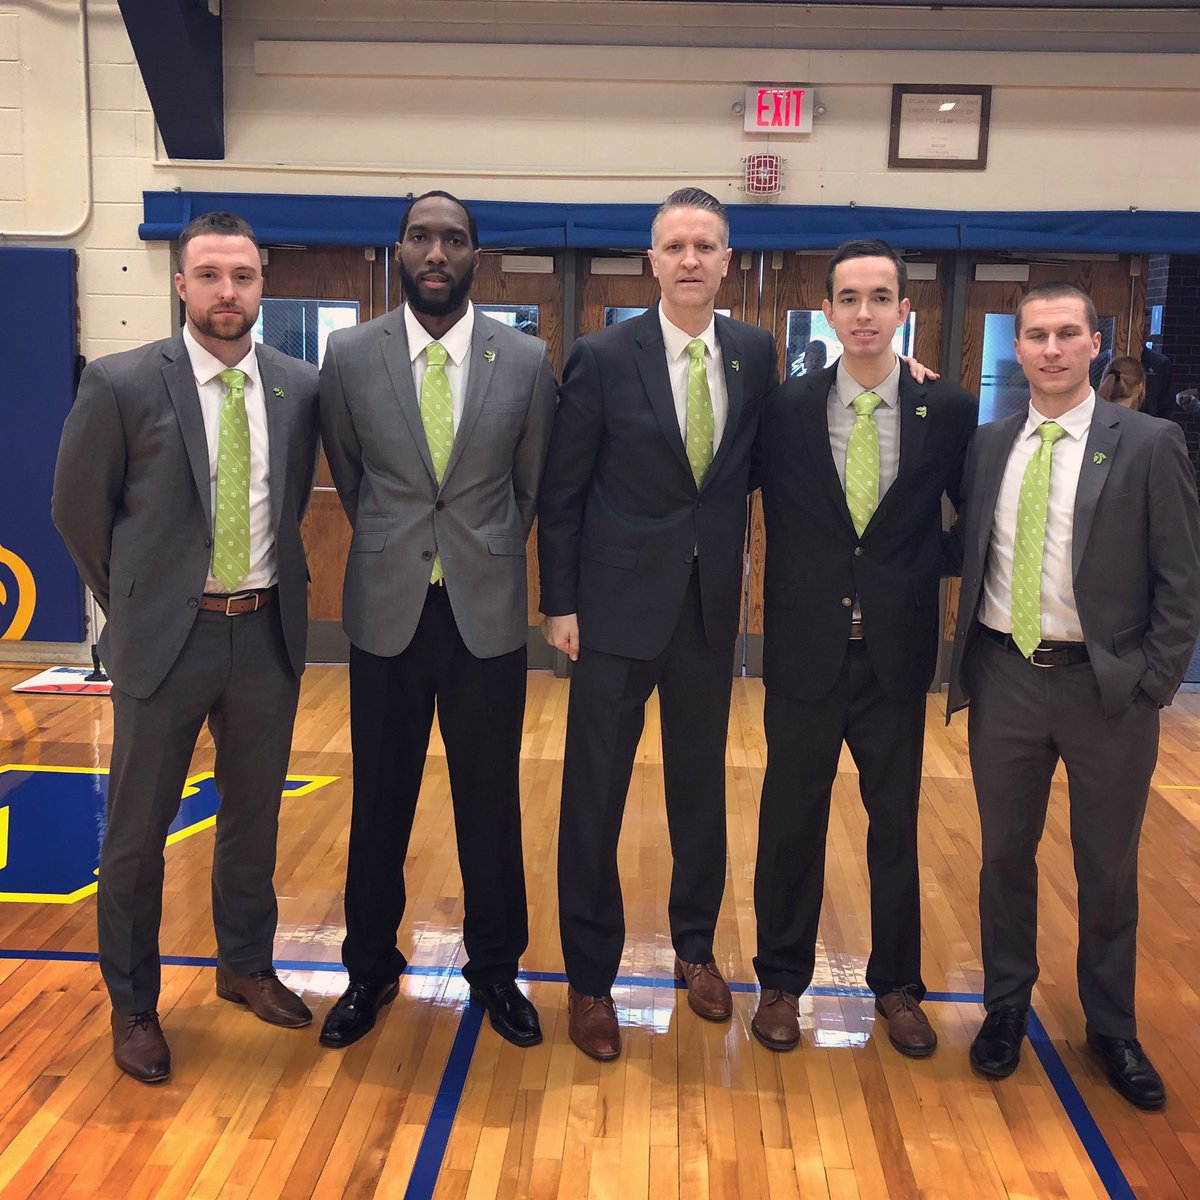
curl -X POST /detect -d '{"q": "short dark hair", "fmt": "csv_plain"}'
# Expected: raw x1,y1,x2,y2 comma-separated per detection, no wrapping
825,239,907,300
651,187,730,247
398,190,479,249
177,211,259,269
1015,281,1100,336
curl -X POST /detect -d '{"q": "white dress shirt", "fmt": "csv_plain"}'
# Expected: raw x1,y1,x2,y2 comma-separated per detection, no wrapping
659,309,729,454
980,390,1094,642
405,301,474,431
183,326,275,593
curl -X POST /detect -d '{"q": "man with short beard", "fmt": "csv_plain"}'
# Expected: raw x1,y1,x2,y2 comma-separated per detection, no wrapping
318,191,556,1050
52,211,320,1083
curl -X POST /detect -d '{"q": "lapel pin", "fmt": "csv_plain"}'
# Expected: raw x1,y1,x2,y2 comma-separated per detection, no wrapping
483,348,496,362
915,405,927,418
730,359,740,372
273,386,285,398
1093,451,1107,465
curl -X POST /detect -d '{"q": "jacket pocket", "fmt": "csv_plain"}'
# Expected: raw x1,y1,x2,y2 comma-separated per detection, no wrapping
111,565,134,597
1112,622,1145,657
581,539,638,570
350,532,387,552
486,534,526,556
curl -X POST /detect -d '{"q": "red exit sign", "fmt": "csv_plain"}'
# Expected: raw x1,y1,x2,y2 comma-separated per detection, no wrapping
744,86,813,134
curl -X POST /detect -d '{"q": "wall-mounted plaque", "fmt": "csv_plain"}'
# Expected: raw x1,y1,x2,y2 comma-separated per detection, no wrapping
888,85,991,170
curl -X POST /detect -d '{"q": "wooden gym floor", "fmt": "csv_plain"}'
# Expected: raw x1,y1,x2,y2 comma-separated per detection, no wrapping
0,662,1198,1199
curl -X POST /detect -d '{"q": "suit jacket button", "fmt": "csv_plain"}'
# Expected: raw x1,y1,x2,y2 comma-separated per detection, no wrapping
435,500,445,511
684,553,694,564
188,597,198,608
853,546,863,557
421,550,432,561
204,537,212,548
841,596,852,607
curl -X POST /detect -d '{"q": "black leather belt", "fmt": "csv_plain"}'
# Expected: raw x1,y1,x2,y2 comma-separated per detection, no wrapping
982,624,1089,667
199,587,276,615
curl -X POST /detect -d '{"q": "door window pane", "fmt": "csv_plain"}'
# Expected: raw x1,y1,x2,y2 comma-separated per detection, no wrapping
476,304,540,337
785,310,917,379
979,312,1116,423
253,299,359,367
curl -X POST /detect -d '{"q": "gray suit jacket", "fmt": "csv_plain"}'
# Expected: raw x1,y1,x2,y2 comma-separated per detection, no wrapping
52,333,320,698
319,307,557,659
947,398,1200,718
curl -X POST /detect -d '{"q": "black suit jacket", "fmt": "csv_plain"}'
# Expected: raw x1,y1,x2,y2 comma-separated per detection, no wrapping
947,398,1200,719
538,305,778,660
761,361,977,702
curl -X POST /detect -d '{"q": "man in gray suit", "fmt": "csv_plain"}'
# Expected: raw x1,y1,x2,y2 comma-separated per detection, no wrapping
53,212,320,1083
947,282,1200,1110
318,191,556,1050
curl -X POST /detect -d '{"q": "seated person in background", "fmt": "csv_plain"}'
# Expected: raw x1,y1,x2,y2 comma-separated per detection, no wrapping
1097,355,1146,410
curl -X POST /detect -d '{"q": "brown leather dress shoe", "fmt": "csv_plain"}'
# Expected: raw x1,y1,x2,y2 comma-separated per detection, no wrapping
874,988,937,1058
751,989,800,1051
567,985,621,1061
216,966,313,1028
674,957,733,1021
111,1009,171,1083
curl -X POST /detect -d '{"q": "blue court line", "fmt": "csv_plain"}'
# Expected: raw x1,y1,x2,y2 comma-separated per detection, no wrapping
0,949,1135,1200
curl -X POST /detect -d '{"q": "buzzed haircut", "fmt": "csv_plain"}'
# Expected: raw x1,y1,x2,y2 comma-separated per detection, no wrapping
651,187,730,247
177,211,260,270
1015,281,1100,336
398,189,479,249
825,239,908,301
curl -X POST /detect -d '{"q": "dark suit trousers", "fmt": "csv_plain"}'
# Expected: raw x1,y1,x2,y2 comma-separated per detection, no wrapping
754,641,926,998
100,604,300,1014
965,634,1158,1039
342,585,529,988
558,569,732,996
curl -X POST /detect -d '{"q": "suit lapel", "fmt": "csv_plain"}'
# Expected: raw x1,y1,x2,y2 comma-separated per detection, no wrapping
869,367,930,530
380,308,438,484
441,316,494,487
255,346,290,533
795,365,856,533
706,315,744,488
633,307,693,484
1072,401,1121,580
974,413,1024,567
161,334,213,530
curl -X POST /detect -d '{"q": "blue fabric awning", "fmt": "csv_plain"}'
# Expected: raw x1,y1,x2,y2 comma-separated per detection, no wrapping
141,191,1200,254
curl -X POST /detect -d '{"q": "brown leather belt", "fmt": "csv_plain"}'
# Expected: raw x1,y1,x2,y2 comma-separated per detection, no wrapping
198,587,276,615
982,624,1089,667
848,619,865,640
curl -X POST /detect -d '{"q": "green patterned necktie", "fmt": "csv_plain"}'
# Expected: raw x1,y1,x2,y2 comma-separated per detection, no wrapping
1011,420,1067,657
846,390,882,536
213,367,250,591
685,338,715,486
421,341,454,584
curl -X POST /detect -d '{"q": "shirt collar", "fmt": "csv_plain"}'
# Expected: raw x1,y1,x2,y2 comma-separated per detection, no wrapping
659,308,717,361
834,355,900,410
182,324,260,391
1023,389,1095,442
405,301,475,366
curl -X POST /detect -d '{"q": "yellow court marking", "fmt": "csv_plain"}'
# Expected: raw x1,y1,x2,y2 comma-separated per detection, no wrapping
0,766,339,905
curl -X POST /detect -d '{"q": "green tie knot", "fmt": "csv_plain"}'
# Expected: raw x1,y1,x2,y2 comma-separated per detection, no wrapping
218,368,246,394
1038,420,1066,445
686,338,706,362
426,341,447,367
853,390,882,418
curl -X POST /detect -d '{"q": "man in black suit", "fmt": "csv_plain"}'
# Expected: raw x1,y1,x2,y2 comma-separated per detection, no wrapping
752,240,977,1055
948,282,1200,1110
539,188,777,1059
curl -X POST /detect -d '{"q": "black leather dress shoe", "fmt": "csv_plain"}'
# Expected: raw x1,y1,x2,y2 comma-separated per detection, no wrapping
970,1004,1029,1079
470,981,543,1047
1087,1034,1166,1111
318,978,400,1048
